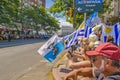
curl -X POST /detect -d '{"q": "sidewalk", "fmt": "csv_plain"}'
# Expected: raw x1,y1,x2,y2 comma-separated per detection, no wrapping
16,51,66,80
16,59,53,80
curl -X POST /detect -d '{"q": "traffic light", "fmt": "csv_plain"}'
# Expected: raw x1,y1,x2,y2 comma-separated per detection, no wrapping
66,8,73,23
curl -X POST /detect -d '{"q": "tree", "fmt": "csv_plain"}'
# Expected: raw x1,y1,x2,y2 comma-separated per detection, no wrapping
0,0,20,24
0,0,59,34
22,6,59,34
49,0,114,28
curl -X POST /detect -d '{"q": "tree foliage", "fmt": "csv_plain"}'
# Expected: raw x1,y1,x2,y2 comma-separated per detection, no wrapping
0,0,59,33
0,0,20,24
22,6,59,33
49,0,114,27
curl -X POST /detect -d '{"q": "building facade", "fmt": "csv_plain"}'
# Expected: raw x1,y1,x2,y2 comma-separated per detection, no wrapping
103,0,120,24
113,0,120,17
57,22,74,36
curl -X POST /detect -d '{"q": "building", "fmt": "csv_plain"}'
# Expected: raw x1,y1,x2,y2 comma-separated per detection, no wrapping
21,0,46,7
113,0,120,17
57,22,74,36
103,0,120,24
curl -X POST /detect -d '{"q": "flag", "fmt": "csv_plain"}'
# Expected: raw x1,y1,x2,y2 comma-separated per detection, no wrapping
77,29,85,37
38,34,64,62
62,21,85,50
85,12,101,27
65,31,78,49
102,22,120,45
84,26,92,38
77,21,85,38
118,22,120,46
79,21,85,29
102,25,112,42
113,23,120,45
84,12,101,38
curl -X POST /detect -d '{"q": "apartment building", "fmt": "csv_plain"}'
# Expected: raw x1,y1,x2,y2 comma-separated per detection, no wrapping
104,0,120,24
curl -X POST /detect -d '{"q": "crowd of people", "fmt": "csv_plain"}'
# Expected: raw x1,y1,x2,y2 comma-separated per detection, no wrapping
0,31,51,42
55,29,120,80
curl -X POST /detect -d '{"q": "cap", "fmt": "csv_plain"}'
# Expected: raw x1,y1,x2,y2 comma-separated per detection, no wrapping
86,42,120,60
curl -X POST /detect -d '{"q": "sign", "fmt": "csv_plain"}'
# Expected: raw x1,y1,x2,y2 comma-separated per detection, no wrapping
75,0,102,13
38,34,64,62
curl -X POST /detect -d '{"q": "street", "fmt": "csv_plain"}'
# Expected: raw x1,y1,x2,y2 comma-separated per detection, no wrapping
0,42,51,80
0,39,47,48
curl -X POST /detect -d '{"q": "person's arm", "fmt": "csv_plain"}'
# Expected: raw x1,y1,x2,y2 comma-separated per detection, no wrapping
68,60,91,69
64,67,94,80
72,53,83,58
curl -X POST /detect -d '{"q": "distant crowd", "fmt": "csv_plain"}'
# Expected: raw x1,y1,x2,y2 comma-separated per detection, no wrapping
0,32,51,42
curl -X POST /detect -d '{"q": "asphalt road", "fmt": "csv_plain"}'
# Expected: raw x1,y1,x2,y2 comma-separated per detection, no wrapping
0,42,47,80
0,39,46,48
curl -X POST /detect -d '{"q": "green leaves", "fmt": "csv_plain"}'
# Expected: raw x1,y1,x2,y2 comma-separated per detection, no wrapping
0,0,20,24
0,0,59,33
49,0,115,28
21,6,59,32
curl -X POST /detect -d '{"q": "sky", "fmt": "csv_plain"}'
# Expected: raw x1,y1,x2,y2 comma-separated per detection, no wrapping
46,0,54,8
46,0,66,22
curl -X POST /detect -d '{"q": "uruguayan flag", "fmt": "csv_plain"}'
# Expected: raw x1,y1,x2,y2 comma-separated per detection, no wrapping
84,26,92,38
85,12,101,38
77,29,85,37
102,22,120,45
38,34,64,62
65,31,78,49
118,22,120,46
85,12,101,27
77,21,85,38
113,23,120,45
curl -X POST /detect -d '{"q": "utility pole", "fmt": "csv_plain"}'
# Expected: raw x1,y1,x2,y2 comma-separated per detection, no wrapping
73,0,76,29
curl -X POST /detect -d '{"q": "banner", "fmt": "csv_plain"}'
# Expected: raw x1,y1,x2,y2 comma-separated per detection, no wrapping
38,34,64,62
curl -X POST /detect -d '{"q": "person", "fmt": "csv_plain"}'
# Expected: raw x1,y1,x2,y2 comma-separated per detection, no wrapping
64,42,120,80
8,32,11,42
106,35,117,46
53,46,58,56
86,42,120,80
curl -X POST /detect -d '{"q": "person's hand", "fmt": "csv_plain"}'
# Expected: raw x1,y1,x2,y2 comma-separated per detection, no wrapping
63,70,77,80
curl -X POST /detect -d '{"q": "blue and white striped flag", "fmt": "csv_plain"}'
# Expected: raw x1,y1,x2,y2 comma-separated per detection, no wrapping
102,22,120,46
84,12,101,38
77,21,85,38
113,22,120,45
65,31,78,49
118,22,120,46
77,29,85,37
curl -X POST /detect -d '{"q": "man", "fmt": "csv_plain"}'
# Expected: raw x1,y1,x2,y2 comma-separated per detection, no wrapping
64,43,120,80
86,42,120,80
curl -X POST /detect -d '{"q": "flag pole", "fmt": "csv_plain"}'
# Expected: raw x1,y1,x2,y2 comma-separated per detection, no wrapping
84,13,86,21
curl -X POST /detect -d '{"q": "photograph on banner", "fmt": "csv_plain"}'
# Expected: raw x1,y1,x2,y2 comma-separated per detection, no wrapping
38,34,64,62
